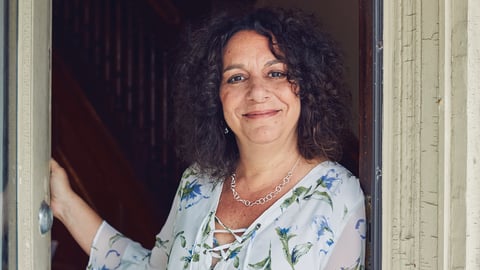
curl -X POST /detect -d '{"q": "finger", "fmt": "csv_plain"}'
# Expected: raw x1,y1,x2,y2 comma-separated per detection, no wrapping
50,158,59,170
50,158,66,178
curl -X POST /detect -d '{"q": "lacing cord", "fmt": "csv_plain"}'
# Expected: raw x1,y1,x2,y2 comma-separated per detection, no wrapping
209,216,247,260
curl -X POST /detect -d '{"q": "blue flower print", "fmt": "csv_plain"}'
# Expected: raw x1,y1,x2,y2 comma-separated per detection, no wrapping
100,249,121,269
228,248,240,259
180,180,202,201
178,179,209,210
318,169,339,190
312,216,333,241
311,216,334,255
277,227,291,238
86,163,365,270
228,246,243,268
355,218,367,240
180,246,200,269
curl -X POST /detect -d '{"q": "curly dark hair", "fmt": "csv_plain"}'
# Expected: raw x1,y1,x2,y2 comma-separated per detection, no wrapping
173,7,351,178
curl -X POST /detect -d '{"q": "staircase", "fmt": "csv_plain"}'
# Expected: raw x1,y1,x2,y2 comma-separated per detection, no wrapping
51,0,186,268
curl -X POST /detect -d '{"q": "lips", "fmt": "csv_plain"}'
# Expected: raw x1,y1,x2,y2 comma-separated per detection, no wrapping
242,109,281,119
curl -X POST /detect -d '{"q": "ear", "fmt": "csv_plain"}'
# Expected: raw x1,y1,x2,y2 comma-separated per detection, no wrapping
291,82,300,96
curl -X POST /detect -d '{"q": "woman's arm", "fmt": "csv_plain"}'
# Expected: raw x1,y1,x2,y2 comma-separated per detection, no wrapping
50,159,103,255
323,202,366,269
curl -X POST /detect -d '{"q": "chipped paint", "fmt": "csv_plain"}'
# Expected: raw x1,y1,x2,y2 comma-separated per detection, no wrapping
384,0,480,269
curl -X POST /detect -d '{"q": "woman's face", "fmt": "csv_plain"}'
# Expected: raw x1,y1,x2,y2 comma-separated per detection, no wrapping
219,30,301,147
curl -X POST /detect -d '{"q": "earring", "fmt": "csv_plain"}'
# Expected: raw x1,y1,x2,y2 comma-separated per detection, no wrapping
224,127,229,134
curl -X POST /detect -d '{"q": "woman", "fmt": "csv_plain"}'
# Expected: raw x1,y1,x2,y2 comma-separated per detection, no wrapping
50,7,365,270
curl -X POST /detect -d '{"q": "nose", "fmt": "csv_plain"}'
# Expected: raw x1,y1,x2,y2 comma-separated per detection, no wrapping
247,77,270,102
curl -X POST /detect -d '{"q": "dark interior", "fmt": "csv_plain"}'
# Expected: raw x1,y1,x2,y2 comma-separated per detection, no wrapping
51,0,373,268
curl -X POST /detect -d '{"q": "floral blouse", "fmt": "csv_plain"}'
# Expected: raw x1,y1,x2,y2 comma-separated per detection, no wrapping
87,161,366,270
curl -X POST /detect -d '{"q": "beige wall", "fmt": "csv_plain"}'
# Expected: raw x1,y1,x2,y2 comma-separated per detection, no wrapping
383,0,480,269
255,0,359,134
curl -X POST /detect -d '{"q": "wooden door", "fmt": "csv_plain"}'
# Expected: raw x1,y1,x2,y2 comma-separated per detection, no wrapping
359,0,382,269
8,0,53,269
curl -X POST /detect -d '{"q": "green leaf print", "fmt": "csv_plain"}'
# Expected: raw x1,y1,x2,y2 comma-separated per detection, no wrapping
343,205,349,219
192,253,200,262
248,244,272,270
171,230,187,248
202,242,212,250
293,186,311,196
280,196,297,210
276,227,313,270
180,247,200,269
155,237,169,249
201,212,214,239
181,167,195,180
291,243,313,264
227,246,242,260
180,235,186,248
108,233,125,247
310,191,333,209
234,256,240,268
280,182,333,211
164,231,186,266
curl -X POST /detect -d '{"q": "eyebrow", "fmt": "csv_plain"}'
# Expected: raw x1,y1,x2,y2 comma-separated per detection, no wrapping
222,59,284,73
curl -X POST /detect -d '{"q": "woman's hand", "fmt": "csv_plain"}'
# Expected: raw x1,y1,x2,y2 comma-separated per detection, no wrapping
49,158,103,254
49,158,75,221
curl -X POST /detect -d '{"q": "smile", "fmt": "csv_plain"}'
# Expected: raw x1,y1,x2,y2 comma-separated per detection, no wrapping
242,110,281,118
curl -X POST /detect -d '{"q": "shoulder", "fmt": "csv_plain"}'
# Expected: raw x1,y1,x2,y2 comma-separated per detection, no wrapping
311,161,358,189
178,164,222,186
310,161,364,206
174,165,222,210
279,161,362,213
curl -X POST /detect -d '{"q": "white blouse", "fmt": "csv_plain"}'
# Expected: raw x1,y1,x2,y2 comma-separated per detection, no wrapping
87,161,366,270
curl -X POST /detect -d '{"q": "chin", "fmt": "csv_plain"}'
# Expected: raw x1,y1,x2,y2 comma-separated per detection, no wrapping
246,133,283,145
240,127,294,145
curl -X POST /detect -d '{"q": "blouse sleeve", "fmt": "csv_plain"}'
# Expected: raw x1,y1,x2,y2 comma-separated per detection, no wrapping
86,221,152,269
86,178,183,270
323,201,366,269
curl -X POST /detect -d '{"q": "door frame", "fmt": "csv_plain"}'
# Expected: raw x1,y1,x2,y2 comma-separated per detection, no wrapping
359,0,383,269
8,0,52,269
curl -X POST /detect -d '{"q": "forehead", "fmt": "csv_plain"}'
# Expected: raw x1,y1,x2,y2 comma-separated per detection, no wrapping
222,30,278,62
227,30,267,43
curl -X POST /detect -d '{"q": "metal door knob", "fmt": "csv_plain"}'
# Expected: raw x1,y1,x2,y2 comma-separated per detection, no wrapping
39,200,53,235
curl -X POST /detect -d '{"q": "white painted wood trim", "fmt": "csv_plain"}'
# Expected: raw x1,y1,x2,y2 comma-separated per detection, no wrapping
383,0,480,269
16,0,52,269
465,1,480,268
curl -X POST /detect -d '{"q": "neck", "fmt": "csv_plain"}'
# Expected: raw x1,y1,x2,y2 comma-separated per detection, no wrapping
234,140,302,191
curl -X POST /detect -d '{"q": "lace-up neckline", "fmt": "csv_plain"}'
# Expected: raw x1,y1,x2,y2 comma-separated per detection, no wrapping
209,216,248,264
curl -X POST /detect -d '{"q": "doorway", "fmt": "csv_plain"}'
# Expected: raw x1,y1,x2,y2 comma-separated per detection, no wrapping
51,0,381,269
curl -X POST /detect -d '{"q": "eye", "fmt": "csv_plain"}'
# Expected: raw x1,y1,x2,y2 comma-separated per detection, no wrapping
226,74,246,84
268,71,287,78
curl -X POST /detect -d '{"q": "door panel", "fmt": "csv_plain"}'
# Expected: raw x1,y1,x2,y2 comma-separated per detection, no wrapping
16,0,52,269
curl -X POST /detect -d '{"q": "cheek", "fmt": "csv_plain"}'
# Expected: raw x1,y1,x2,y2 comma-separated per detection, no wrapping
219,88,243,108
219,91,236,119
219,90,228,106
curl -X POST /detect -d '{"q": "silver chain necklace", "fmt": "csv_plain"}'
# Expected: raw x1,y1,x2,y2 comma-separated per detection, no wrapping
230,157,301,207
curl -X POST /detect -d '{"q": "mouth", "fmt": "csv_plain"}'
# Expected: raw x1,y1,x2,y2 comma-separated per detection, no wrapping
242,109,281,119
